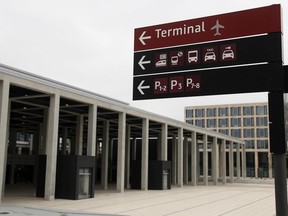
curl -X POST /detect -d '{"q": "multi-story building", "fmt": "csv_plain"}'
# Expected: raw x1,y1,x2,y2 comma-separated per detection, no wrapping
185,102,271,178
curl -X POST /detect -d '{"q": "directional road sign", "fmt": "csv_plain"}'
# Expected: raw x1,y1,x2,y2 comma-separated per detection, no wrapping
134,33,282,76
134,4,281,51
133,63,283,100
133,5,282,100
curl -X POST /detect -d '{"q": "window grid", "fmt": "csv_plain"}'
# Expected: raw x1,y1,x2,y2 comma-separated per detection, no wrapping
184,103,270,178
184,104,269,149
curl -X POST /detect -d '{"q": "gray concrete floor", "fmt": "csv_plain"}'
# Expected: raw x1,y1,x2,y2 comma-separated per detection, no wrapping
1,182,277,216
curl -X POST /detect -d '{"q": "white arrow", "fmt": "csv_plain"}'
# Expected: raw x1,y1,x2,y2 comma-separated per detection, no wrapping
137,80,150,95
138,55,151,70
139,31,151,45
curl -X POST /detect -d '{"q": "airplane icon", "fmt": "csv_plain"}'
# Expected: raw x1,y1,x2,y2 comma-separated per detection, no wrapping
210,20,224,36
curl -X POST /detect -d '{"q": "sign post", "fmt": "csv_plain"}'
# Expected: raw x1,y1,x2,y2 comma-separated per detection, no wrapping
269,91,288,216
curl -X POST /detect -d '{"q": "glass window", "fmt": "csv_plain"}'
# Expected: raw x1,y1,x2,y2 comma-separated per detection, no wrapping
243,117,254,126
186,109,193,118
15,132,33,155
257,140,268,149
245,140,255,149
186,119,193,124
256,117,268,126
218,118,229,127
218,107,228,116
244,129,254,138
243,106,254,115
231,118,241,127
17,132,31,142
207,108,216,117
219,129,229,135
231,129,242,138
256,105,267,115
257,128,268,138
195,109,204,117
230,107,241,116
207,119,216,128
79,168,92,199
195,119,205,127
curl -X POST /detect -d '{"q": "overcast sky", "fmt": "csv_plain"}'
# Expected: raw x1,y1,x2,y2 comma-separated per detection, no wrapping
0,0,287,121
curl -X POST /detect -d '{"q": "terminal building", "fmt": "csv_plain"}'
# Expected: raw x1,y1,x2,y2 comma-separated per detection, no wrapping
0,63,245,202
185,103,272,178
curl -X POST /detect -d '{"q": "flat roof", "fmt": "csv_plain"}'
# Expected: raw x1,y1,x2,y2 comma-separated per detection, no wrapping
0,62,244,143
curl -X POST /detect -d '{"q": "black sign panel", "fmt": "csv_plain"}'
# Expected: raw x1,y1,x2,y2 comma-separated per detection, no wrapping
133,62,283,100
285,66,288,93
134,33,282,76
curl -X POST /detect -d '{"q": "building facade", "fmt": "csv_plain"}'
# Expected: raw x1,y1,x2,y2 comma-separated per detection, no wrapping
185,103,271,178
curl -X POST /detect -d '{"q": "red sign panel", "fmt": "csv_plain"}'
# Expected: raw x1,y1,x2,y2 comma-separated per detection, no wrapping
134,4,281,51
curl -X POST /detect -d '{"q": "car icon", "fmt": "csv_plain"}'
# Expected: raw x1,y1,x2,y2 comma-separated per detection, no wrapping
155,59,167,67
222,50,234,60
204,52,216,62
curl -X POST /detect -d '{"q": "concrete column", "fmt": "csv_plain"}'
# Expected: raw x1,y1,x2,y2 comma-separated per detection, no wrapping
157,133,161,160
75,115,84,155
177,128,183,187
44,93,60,200
255,151,259,178
268,152,272,179
161,123,168,161
3,100,11,196
242,144,246,178
125,125,131,188
9,129,17,184
141,118,149,190
43,109,48,154
66,136,71,155
132,138,137,161
219,143,222,179
191,132,197,186
70,136,76,155
117,112,126,192
101,120,109,190
221,139,226,184
203,134,208,186
33,130,39,185
38,122,46,155
236,143,241,179
61,127,68,155
29,135,33,155
0,80,10,201
109,139,114,183
172,135,177,185
212,137,218,185
87,104,97,156
183,137,188,185
229,141,234,183
95,139,100,182
197,144,200,180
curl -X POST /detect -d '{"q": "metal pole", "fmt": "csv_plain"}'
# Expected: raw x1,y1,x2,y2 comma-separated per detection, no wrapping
274,154,288,216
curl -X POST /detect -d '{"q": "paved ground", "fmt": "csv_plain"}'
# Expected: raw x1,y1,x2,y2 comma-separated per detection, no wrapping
1,181,277,216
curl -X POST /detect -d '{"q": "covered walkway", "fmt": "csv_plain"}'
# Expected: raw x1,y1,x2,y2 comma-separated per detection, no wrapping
0,63,245,202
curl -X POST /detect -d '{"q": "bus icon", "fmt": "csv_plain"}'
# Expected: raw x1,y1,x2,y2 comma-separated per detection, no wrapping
188,50,198,63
